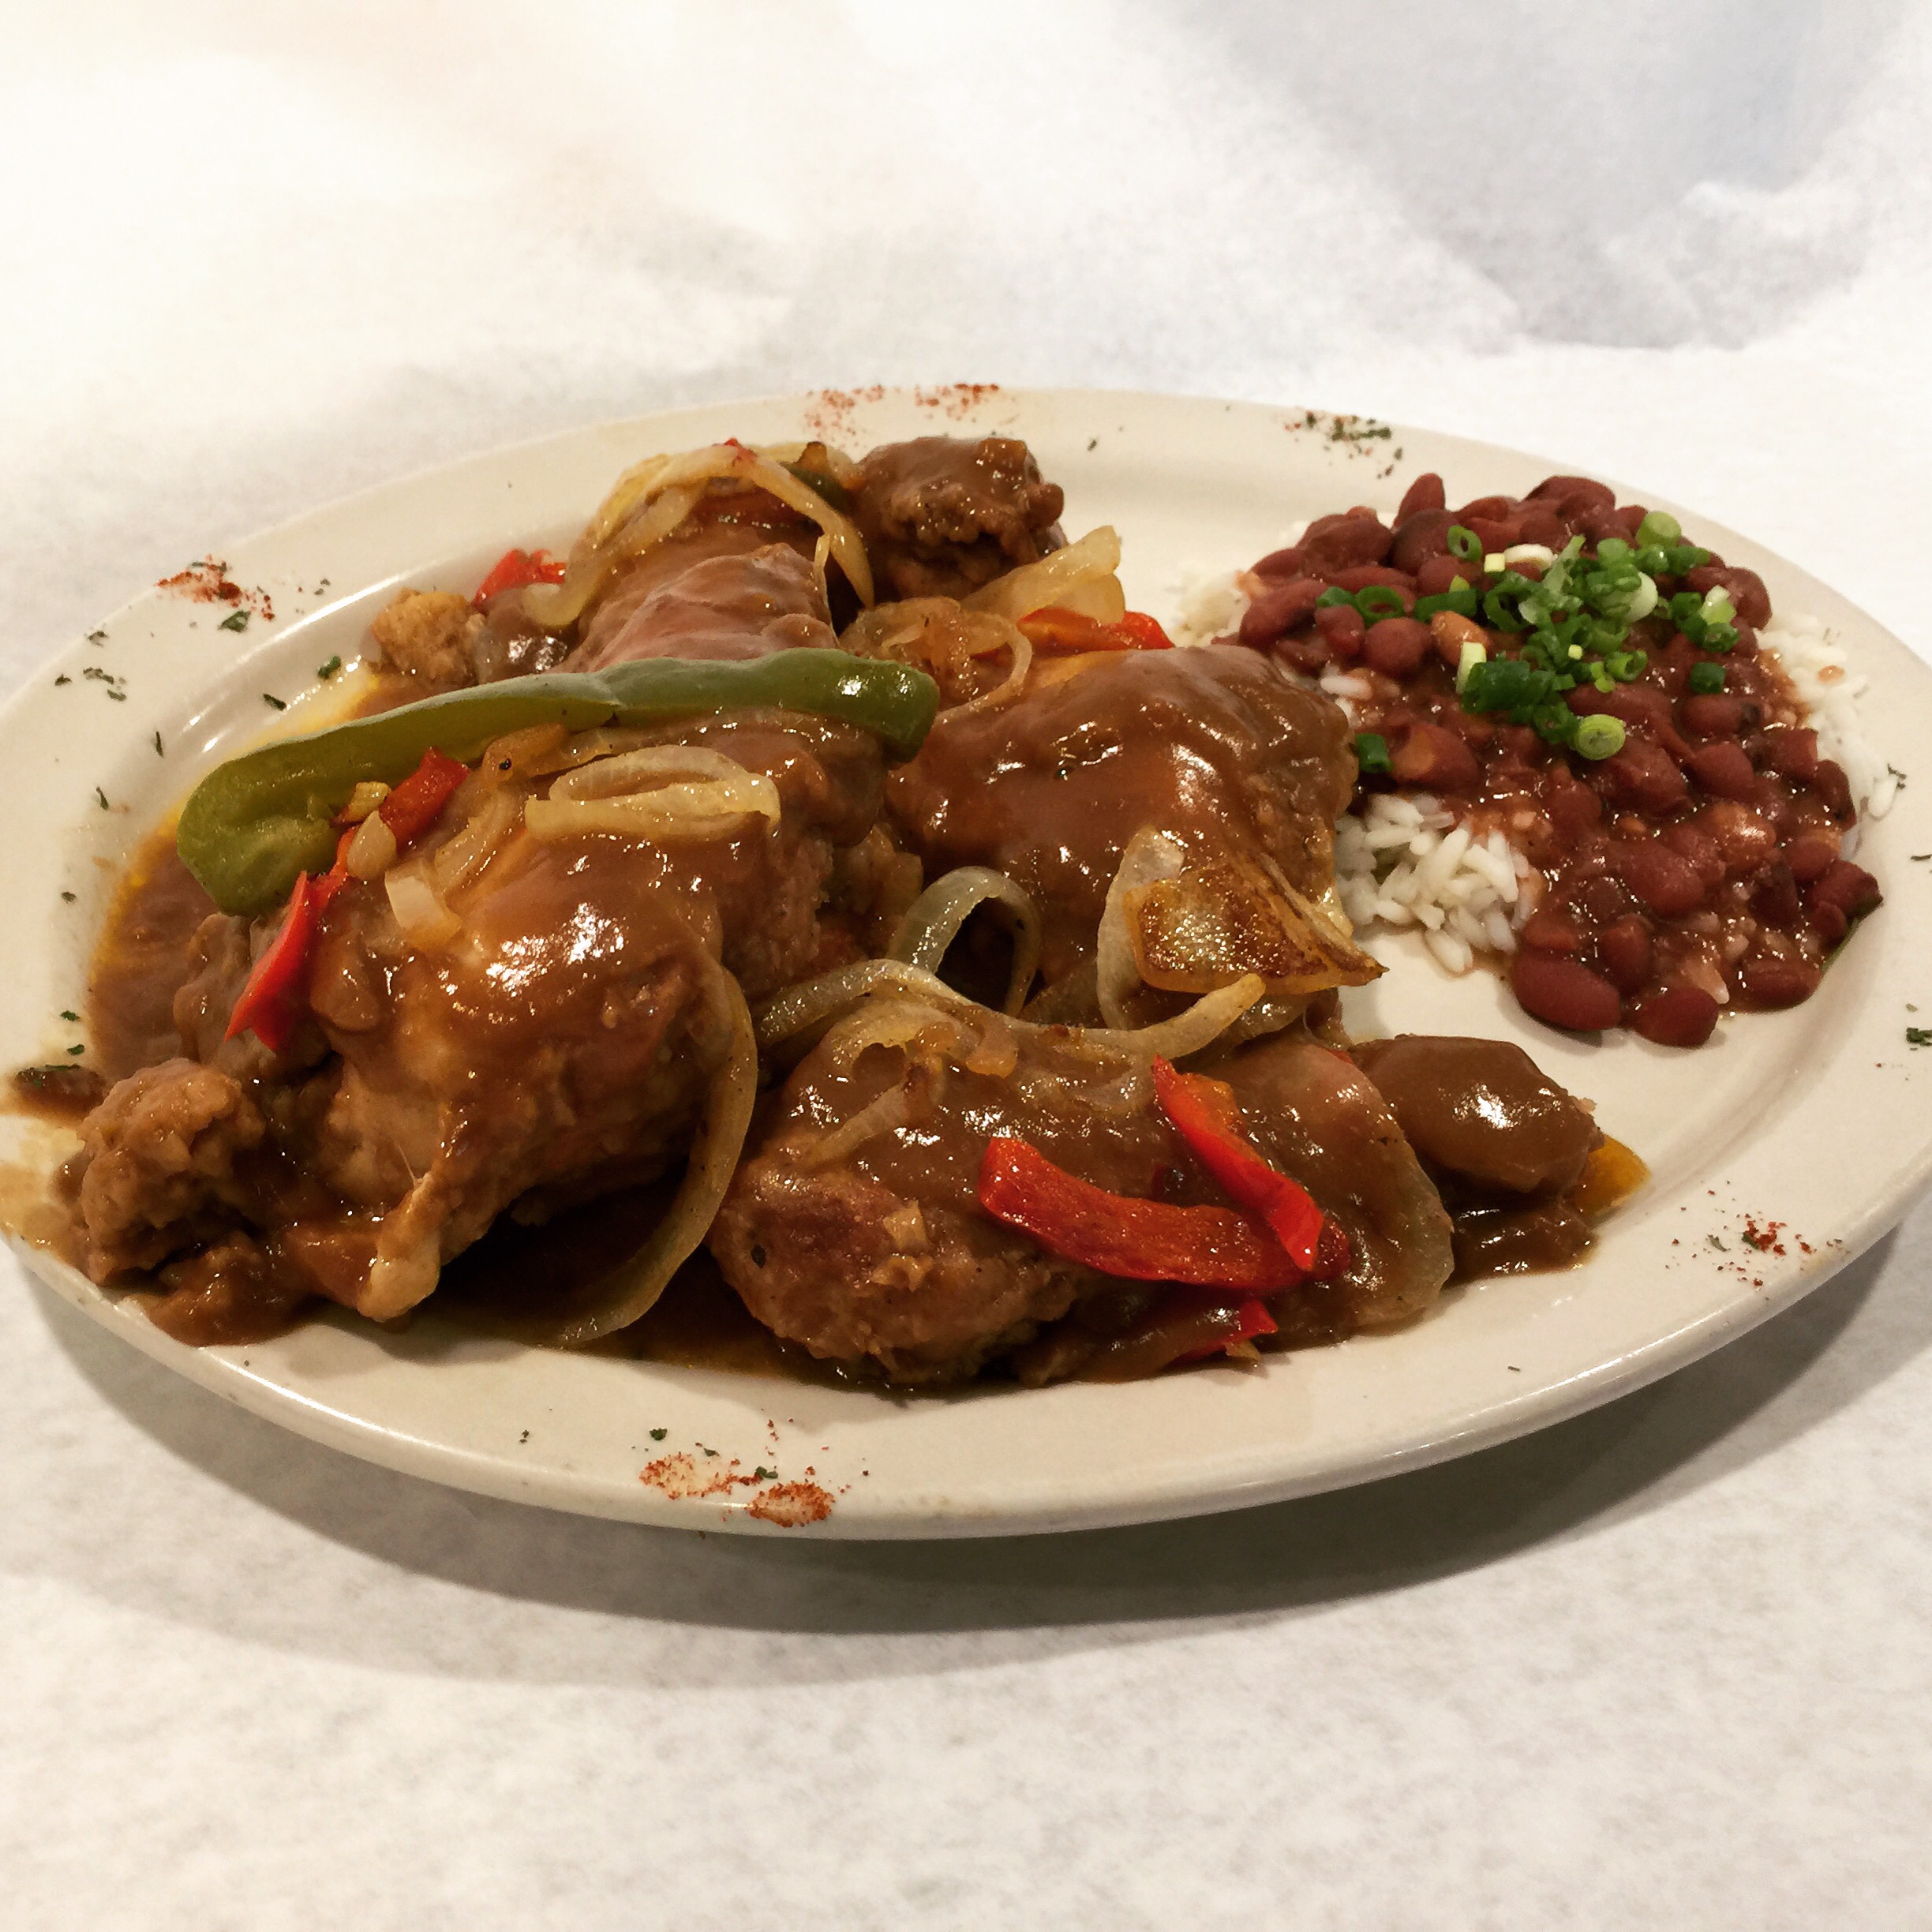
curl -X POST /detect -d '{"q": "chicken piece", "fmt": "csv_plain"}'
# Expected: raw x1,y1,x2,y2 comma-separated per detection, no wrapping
567,542,834,672
848,436,1065,601
1350,1034,1606,1277
712,992,1458,1384
888,643,1357,983
370,589,482,688
66,707,888,1327
69,1059,265,1280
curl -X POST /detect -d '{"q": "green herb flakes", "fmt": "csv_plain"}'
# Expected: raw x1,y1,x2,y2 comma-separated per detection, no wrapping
220,610,251,633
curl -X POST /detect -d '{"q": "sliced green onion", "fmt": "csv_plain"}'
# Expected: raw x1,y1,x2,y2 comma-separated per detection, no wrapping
1574,713,1625,759
1634,511,1682,549
1698,586,1735,627
1702,623,1739,653
1483,588,1525,632
1595,537,1631,564
1316,586,1356,608
1483,552,1507,575
1413,582,1478,621
1447,524,1482,563
1354,732,1393,776
1354,585,1407,620
1456,638,1487,691
1688,661,1728,695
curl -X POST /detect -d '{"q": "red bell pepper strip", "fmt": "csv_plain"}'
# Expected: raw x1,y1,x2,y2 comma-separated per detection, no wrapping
1175,1296,1279,1364
1151,1057,1343,1276
472,547,567,608
223,871,319,1052
976,1137,1302,1292
225,749,472,1050
376,747,470,848
1017,606,1175,651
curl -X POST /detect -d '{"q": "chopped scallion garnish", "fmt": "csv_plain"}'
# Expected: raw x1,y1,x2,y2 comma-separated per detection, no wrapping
1688,661,1728,695
1573,714,1626,760
1354,732,1393,776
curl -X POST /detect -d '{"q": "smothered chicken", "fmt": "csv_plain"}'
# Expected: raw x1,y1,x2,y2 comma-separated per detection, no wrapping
58,430,1637,1377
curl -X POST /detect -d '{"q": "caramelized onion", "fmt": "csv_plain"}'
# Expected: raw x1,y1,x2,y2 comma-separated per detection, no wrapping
384,864,461,948
1098,828,1187,1027
432,785,522,895
888,866,1043,1016
754,960,960,1051
964,526,1124,623
549,967,758,1345
526,745,781,844
800,1082,913,1168
525,440,873,630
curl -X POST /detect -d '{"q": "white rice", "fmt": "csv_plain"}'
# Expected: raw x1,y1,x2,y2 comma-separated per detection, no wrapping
1163,562,1897,978
1757,612,1902,824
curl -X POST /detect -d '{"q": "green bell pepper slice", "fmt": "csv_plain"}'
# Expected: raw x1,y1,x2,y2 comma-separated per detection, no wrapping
177,650,940,915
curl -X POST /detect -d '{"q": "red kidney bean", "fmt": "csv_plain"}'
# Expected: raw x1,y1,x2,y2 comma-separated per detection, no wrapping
1785,832,1837,884
1568,682,1689,756
1810,859,1881,922
1239,577,1324,648
1327,564,1417,602
1579,505,1630,546
1683,564,1772,631
1520,906,1585,953
1612,839,1708,916
1572,876,1631,925
1814,759,1854,822
1395,473,1446,522
1598,914,1655,993
1809,901,1849,947
1691,801,1779,877
1455,495,1513,522
1629,984,1720,1048
1514,503,1569,549
1362,617,1433,677
1615,504,1647,538
1511,951,1622,1032
1314,602,1365,662
1662,820,1726,887
1300,511,1393,571
1685,739,1758,801
1391,510,1454,574
1598,739,1689,815
1654,635,1699,696
1391,720,1481,792
1546,780,1602,838
1750,859,1801,927
1252,545,1305,580
1679,693,1744,739
1736,955,1822,1007
1527,475,1616,518
1461,513,1521,553
1273,636,1331,675
1758,725,1818,781
1413,553,1470,596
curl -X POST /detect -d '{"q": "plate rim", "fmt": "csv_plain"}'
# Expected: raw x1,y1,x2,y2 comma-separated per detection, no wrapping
6,382,1930,1540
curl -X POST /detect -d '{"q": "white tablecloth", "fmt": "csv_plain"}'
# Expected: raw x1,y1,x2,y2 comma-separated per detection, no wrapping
6,6,1931,1926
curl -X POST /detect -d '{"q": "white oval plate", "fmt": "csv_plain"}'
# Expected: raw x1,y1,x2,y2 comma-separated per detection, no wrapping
6,387,1930,1538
